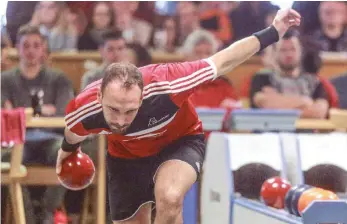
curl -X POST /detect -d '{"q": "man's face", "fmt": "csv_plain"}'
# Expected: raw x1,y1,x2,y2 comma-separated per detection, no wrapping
100,39,127,65
319,2,346,28
275,37,301,73
191,41,214,60
18,34,45,66
98,80,142,134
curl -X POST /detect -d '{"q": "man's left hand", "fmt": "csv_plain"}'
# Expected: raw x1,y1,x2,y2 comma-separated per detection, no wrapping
272,8,301,38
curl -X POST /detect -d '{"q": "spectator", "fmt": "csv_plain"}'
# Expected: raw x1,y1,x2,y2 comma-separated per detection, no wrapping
199,1,232,46
5,1,37,44
126,43,152,67
151,16,180,53
112,1,153,47
1,28,12,71
183,30,241,109
250,30,329,119
78,2,114,50
1,25,74,224
176,2,201,45
292,1,321,34
311,1,347,52
29,1,78,52
81,30,127,89
230,2,277,42
67,7,88,37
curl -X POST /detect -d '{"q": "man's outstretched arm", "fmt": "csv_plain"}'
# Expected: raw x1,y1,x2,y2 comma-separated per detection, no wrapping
210,8,301,76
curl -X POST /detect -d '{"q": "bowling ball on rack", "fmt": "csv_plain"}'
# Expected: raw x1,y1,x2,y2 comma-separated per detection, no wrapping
297,188,338,216
284,184,312,215
57,150,95,191
290,184,314,216
260,176,292,209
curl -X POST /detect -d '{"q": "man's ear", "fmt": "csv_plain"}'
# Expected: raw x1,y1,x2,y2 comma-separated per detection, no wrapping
97,91,102,104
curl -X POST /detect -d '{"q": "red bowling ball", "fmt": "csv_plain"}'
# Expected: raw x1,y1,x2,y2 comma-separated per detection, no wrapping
57,150,95,190
261,176,292,209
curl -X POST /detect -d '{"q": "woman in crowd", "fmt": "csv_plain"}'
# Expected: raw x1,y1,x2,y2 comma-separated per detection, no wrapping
29,1,77,52
78,2,114,50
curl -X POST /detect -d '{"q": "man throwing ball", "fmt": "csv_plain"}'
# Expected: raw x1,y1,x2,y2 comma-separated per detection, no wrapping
57,9,301,224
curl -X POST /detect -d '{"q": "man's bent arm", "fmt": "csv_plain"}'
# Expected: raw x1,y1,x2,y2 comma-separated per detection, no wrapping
254,92,312,109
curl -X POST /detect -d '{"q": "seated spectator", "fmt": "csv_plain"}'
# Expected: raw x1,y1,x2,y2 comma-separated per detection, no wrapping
311,1,347,52
230,2,277,42
112,1,153,47
151,16,180,53
176,2,202,45
29,1,77,52
81,30,127,89
199,2,232,46
126,43,152,67
1,25,74,223
331,73,347,109
250,30,329,119
183,30,241,109
1,29,12,71
78,2,114,50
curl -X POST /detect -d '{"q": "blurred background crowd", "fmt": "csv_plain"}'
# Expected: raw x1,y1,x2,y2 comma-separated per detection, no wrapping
1,1,347,224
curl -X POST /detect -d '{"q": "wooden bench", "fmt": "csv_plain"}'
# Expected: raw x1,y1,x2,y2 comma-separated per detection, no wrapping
7,49,347,94
1,108,106,224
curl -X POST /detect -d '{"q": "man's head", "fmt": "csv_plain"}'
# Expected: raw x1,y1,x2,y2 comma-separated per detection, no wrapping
99,30,127,65
319,1,346,30
273,30,302,74
98,63,143,134
16,25,45,67
182,30,218,61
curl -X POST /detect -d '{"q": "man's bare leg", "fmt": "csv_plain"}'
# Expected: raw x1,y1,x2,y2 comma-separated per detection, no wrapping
154,160,197,224
112,202,152,224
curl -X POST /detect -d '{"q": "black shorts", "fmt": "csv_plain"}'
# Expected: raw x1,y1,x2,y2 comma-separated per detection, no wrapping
106,134,205,221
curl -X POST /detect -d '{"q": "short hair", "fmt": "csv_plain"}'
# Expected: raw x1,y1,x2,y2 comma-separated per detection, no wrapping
100,63,144,94
282,29,300,40
127,43,152,67
100,30,124,46
16,25,44,44
182,29,218,55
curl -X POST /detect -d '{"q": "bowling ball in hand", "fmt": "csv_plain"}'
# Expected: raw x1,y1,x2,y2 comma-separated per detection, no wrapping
260,176,292,209
298,188,338,216
57,151,95,190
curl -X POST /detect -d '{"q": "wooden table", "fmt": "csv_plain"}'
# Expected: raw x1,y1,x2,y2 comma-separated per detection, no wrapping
25,116,106,224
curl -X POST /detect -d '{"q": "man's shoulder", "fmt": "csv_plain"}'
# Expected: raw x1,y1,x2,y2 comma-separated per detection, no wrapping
1,67,17,78
254,68,273,76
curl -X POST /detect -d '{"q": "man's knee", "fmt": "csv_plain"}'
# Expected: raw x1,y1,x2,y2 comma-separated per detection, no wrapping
156,187,184,211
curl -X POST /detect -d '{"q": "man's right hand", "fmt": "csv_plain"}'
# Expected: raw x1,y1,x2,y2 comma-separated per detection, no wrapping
56,149,73,174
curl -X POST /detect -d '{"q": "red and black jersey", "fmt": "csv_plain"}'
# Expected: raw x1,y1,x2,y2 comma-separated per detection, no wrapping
65,59,217,158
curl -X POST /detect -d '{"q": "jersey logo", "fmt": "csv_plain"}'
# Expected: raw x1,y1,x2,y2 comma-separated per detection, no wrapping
148,114,170,127
99,130,112,134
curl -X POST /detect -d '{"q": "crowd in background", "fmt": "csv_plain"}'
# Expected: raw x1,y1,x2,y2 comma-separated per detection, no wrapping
1,1,347,224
